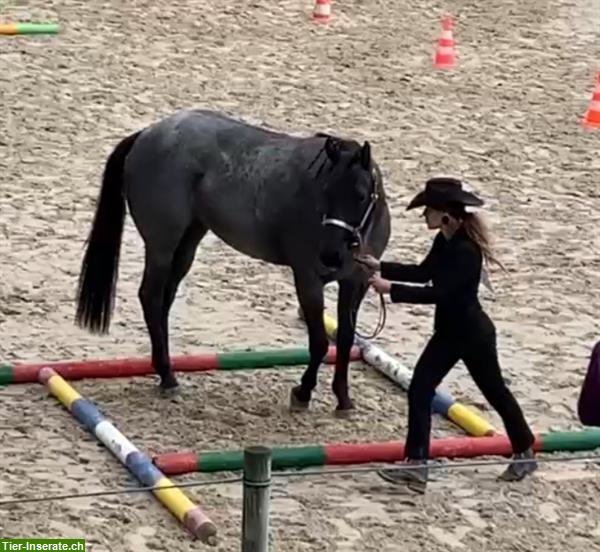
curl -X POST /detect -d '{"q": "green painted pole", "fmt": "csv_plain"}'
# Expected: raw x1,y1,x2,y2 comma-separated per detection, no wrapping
217,348,314,370
541,429,600,452
198,445,326,473
0,23,60,36
0,365,12,385
153,430,600,475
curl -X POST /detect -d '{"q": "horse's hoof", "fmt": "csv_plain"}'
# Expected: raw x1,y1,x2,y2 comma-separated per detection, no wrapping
159,386,180,399
334,400,356,418
289,386,310,412
160,372,179,389
334,408,355,419
159,379,180,399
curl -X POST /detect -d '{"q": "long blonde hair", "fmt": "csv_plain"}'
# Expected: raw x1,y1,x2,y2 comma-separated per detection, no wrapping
462,211,506,272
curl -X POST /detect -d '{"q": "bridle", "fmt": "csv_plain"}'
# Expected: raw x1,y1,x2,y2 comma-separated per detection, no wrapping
320,174,386,340
321,187,379,249
307,141,387,340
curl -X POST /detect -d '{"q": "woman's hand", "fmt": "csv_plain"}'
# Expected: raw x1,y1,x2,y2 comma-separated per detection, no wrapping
368,274,392,294
354,253,381,271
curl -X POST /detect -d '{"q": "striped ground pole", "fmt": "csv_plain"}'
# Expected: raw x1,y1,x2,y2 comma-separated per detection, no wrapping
0,23,60,35
153,429,600,475
0,345,361,384
39,367,217,544
319,310,496,437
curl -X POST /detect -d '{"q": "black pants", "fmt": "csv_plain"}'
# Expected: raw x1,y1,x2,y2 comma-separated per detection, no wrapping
405,322,535,460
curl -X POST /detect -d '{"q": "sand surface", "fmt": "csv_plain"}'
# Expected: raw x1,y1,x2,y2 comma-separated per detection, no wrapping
1,0,600,550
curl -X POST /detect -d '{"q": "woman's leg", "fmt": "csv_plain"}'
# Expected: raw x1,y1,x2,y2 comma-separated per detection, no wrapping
378,332,460,491
461,331,537,480
405,333,461,460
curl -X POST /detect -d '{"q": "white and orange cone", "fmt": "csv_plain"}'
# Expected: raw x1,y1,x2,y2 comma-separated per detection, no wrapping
312,0,332,24
434,15,456,69
582,71,600,129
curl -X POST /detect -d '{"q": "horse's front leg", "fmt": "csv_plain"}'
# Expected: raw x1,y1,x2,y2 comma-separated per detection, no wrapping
290,271,329,411
332,276,369,414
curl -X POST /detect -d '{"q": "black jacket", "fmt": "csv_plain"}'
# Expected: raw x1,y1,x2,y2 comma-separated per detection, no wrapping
380,227,490,335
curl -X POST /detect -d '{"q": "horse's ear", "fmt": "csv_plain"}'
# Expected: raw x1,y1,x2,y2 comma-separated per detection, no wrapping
324,137,341,164
360,141,371,169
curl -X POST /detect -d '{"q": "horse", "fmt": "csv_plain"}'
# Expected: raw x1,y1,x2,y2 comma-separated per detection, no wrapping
74,108,391,414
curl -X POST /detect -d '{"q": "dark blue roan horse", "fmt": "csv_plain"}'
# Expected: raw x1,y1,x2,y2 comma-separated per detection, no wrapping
74,108,391,413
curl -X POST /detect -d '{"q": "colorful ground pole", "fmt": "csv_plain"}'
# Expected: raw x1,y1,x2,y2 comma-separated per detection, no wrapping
314,309,496,437
0,23,59,35
39,367,217,544
153,429,600,474
0,345,361,385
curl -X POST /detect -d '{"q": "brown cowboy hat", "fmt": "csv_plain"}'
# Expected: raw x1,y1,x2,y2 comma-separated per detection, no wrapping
406,177,484,211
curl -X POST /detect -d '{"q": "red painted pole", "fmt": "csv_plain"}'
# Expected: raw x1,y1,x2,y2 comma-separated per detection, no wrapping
6,345,361,384
325,434,544,465
153,434,547,475
11,354,220,383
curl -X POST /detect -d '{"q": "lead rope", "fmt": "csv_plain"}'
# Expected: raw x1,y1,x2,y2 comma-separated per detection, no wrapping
352,290,387,340
351,236,387,341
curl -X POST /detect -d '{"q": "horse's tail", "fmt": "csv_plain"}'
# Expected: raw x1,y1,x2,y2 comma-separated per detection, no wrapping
75,129,142,334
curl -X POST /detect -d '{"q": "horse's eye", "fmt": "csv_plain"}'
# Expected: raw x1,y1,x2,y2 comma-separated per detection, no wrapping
356,190,368,203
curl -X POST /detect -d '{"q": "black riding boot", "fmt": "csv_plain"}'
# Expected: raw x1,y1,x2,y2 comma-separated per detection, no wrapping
498,447,538,481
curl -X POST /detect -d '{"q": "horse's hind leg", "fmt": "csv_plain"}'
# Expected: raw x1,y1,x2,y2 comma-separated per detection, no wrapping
138,245,175,391
139,222,206,394
290,271,329,410
142,222,205,396
139,240,182,393
163,222,207,318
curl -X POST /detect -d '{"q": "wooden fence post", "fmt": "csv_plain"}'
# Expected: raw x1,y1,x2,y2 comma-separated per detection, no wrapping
241,445,272,552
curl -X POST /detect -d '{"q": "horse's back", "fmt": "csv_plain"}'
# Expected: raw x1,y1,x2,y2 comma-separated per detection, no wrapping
122,108,320,264
125,108,312,177
140,108,301,149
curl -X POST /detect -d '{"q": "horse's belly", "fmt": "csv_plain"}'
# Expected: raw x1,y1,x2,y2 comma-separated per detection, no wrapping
210,223,285,265
194,166,308,266
197,191,287,265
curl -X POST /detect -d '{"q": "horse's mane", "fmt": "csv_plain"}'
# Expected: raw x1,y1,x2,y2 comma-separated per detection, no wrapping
307,132,361,179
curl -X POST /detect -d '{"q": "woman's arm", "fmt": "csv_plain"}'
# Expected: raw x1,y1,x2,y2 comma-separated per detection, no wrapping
380,235,441,283
388,240,480,304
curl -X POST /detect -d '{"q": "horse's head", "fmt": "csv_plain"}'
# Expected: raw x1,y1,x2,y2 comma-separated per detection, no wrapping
313,135,382,275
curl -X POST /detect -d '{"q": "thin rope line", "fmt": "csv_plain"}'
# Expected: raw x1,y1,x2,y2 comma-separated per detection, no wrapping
272,452,600,479
0,452,598,508
0,476,243,507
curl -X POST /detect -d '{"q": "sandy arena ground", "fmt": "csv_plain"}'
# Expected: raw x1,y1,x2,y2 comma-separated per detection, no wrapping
1,0,600,550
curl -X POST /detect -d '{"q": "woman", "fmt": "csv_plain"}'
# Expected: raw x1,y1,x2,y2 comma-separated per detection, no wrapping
355,177,537,493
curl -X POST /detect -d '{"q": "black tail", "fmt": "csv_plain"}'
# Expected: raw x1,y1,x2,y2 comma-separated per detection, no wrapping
75,130,142,334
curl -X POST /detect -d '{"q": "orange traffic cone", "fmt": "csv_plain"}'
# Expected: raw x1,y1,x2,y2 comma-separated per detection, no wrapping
313,0,331,23
582,72,600,129
434,15,455,69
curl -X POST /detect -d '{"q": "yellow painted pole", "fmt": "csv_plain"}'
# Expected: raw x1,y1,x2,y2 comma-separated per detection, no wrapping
39,367,218,544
